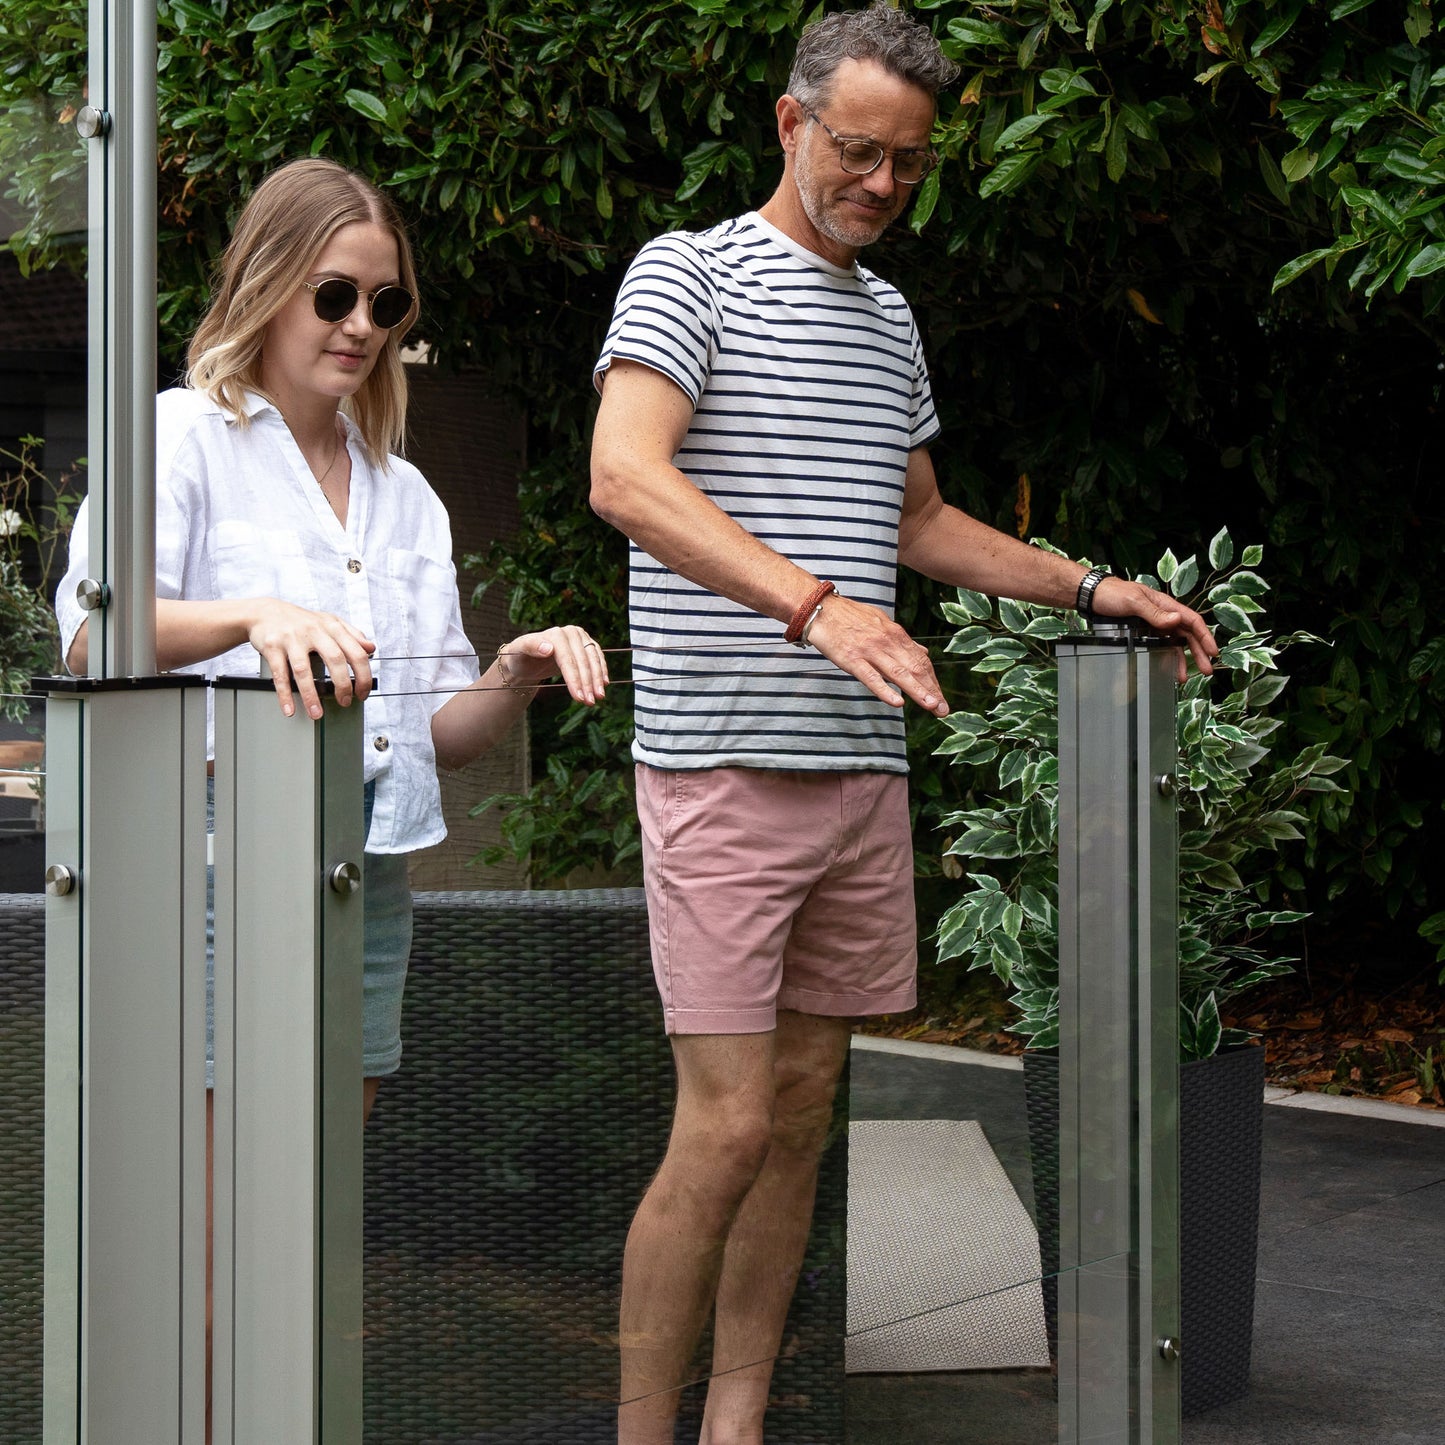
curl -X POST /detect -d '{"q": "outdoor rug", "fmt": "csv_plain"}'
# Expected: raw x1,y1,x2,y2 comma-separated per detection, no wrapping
846,1118,1050,1373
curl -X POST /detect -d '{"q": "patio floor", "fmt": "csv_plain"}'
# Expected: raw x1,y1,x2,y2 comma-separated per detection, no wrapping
846,1038,1445,1444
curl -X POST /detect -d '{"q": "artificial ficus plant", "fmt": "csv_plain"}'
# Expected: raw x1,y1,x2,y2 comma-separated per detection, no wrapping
933,528,1349,1061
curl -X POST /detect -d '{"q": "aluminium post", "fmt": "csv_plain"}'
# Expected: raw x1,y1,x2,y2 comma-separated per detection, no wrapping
82,0,157,679
43,0,207,1440
41,675,209,1445
210,672,365,1445
1055,619,1181,1442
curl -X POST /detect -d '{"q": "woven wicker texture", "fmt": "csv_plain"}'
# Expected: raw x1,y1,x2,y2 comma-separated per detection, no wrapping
0,890,846,1444
845,1119,1048,1373
1178,1044,1264,1417
1023,1047,1265,1417
365,888,846,1443
0,893,44,1445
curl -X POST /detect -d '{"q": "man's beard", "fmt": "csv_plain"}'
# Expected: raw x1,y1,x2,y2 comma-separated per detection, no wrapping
794,141,902,252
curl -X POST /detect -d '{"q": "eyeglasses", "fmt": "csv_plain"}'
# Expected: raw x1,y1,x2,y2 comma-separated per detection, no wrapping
802,106,937,185
301,278,414,329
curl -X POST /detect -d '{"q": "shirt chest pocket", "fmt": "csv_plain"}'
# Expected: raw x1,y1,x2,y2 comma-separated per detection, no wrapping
374,548,457,666
208,520,322,612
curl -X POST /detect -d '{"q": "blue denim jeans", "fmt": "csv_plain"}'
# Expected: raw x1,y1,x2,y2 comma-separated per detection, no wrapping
205,779,413,1083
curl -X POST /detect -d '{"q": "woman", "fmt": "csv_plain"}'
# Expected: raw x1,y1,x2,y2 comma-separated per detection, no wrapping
58,155,610,1076
59,156,608,1091
57,153,609,1433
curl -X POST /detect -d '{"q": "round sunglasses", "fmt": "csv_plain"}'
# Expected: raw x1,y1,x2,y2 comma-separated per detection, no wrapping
301,278,414,330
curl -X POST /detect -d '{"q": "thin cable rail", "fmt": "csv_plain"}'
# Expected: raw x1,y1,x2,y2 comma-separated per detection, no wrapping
373,632,965,662
616,1256,1121,1408
3,627,1149,710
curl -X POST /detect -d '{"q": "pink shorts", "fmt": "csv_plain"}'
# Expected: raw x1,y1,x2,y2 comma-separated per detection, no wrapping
636,764,918,1034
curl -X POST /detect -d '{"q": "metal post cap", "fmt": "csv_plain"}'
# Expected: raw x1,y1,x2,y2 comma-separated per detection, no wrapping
75,105,111,139
328,861,362,895
1087,616,1142,639
76,577,111,611
44,864,77,897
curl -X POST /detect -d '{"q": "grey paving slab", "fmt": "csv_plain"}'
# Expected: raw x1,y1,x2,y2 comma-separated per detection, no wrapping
1182,1279,1445,1444
1256,1107,1445,1234
846,1044,1445,1445
845,1368,1056,1444
1257,1178,1445,1313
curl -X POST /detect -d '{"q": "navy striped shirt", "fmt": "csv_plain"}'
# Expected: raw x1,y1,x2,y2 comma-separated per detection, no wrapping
594,212,940,772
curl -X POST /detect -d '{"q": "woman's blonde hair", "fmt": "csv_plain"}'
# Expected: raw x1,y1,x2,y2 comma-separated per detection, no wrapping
186,158,419,463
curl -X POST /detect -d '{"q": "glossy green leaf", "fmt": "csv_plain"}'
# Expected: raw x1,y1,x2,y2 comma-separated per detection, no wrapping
1105,109,1127,182
1257,144,1291,206
246,4,298,30
910,167,941,231
1251,2,1302,57
343,88,389,124
1404,243,1445,279
995,113,1055,151
947,16,1009,46
977,151,1043,199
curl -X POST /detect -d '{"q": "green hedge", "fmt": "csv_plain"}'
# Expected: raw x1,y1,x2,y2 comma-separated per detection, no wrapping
4,0,1444,954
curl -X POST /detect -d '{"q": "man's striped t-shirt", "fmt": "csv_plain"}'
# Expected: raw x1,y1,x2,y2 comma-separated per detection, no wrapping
593,211,940,773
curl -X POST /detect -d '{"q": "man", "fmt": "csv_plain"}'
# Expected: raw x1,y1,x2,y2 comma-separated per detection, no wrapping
590,6,1217,1441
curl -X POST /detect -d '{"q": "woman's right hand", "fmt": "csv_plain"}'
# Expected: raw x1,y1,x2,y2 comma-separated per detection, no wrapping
247,599,376,719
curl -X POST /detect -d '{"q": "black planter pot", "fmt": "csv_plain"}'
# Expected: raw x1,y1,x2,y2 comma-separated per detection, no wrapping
1022,1044,1265,1417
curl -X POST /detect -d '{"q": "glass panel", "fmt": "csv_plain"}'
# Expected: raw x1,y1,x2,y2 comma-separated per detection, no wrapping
357,902,1128,1443
842,1038,1085,1444
1,9,86,1437
1183,1104,1445,1442
0,692,46,874
0,37,1196,1445
344,644,1106,1439
0,689,48,1440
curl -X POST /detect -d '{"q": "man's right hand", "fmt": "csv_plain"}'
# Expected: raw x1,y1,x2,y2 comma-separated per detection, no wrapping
803,593,949,717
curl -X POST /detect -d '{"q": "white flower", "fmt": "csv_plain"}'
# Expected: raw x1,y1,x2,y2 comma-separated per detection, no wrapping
0,509,22,538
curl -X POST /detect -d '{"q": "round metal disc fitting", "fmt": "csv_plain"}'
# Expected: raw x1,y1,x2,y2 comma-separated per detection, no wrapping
76,105,110,139
1156,773,1177,798
328,861,362,895
1158,1337,1182,1363
76,578,111,612
45,864,77,898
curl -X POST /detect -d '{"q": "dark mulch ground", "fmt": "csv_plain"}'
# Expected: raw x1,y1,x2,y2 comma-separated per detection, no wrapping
863,938,1445,1115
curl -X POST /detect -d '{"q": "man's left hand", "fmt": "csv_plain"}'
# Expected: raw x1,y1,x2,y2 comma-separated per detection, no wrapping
1090,578,1219,682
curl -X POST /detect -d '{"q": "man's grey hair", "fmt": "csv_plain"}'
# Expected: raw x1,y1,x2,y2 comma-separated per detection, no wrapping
787,2,960,108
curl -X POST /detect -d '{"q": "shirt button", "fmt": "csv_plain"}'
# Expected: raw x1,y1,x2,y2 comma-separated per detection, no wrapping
347,558,363,574
373,735,390,752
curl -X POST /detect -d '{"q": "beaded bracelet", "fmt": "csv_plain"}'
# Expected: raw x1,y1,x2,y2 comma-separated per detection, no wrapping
785,580,837,646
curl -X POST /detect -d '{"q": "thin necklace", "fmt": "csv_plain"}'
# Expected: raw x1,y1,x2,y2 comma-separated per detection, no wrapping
312,416,344,487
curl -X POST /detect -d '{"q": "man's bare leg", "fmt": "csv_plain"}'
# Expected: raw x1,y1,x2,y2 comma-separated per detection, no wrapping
698,1012,851,1445
617,1031,779,1445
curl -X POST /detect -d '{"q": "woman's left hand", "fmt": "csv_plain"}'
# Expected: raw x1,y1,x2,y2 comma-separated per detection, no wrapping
501,626,609,705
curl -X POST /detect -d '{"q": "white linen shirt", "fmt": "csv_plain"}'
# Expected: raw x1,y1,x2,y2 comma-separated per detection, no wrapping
56,387,480,854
